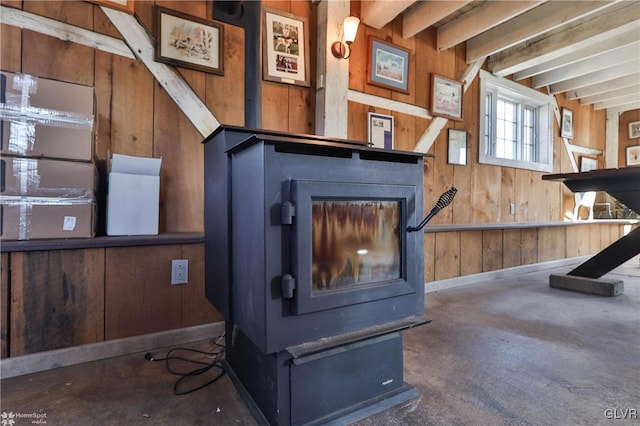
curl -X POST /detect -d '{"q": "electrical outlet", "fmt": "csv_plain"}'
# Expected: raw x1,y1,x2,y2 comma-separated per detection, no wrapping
171,259,188,285
510,203,516,215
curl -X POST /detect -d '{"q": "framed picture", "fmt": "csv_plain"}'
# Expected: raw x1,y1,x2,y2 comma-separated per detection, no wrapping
627,145,640,166
88,0,134,14
367,112,394,149
561,107,573,139
367,37,411,94
579,155,598,172
447,129,468,165
629,121,640,139
154,6,224,75
262,7,310,87
430,74,463,121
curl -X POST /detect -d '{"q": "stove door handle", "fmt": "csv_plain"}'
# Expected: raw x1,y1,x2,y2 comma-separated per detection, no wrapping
407,187,457,232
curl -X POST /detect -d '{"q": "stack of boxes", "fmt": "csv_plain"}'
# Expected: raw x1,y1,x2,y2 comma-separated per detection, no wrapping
0,72,97,240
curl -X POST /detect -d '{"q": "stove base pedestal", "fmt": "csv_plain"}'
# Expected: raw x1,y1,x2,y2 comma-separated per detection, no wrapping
225,322,422,425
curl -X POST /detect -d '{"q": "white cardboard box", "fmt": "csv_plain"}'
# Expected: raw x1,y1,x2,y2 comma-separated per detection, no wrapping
106,153,162,236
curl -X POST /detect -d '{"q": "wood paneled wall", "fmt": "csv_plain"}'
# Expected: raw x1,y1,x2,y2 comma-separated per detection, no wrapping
3,244,220,357
423,223,623,283
0,0,632,358
620,110,640,167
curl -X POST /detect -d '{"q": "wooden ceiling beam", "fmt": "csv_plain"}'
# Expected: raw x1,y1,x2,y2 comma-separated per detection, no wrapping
580,84,640,105
488,2,639,76
467,1,618,63
514,29,640,80
437,0,544,51
533,43,640,88
549,60,639,94
594,94,640,110
403,0,472,39
360,0,414,29
566,73,640,100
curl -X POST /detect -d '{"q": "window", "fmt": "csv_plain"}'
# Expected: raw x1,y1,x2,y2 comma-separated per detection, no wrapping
479,70,554,172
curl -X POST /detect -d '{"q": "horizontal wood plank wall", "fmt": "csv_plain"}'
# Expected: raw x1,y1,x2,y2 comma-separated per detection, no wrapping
424,222,625,287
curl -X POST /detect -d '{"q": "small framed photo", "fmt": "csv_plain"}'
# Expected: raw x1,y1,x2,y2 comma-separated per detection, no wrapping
262,7,310,87
629,121,640,139
430,74,463,121
154,7,224,75
367,112,394,150
447,129,468,165
579,155,598,172
367,37,411,94
627,145,640,166
88,0,134,14
561,107,573,139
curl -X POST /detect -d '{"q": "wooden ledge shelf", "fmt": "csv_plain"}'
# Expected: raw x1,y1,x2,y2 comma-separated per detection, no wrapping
422,219,637,233
1,232,204,252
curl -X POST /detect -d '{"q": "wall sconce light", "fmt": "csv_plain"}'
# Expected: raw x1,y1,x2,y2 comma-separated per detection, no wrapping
331,16,360,59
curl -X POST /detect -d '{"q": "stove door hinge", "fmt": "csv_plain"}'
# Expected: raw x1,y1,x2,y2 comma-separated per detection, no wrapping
281,201,296,225
281,274,296,298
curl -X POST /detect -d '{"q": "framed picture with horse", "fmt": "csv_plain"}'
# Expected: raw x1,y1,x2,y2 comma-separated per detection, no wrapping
262,7,310,87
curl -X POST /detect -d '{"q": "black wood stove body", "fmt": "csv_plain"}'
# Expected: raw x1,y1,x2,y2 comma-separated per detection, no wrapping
203,126,429,425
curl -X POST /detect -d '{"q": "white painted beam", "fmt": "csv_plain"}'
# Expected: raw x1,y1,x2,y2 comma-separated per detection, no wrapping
360,0,413,30
0,5,135,59
594,94,640,110
605,110,620,169
403,1,472,40
549,60,639,94
566,143,602,156
566,73,640,100
532,43,640,88
580,85,640,105
437,0,543,51
514,29,640,80
607,103,640,115
101,7,220,138
467,1,617,64
489,3,640,77
347,90,431,119
315,0,350,138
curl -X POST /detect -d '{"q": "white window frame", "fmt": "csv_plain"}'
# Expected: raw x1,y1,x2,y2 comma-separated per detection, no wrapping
478,70,554,172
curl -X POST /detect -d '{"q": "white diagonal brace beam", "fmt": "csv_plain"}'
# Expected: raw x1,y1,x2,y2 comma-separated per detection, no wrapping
413,58,485,154
101,7,220,137
0,5,135,59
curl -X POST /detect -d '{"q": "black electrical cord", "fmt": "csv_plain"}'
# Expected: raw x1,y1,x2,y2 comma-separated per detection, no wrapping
145,335,226,395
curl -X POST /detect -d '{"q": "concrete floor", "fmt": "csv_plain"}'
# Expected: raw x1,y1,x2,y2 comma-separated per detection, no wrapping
2,258,639,425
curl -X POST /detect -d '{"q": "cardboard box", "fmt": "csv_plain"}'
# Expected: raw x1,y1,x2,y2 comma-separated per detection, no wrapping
0,72,94,162
1,156,96,198
1,120,94,162
0,156,97,240
1,203,95,240
106,153,162,236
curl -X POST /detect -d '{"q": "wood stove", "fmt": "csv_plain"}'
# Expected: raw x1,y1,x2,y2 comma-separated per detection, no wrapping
203,126,430,425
